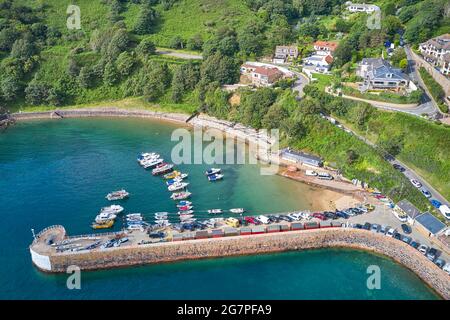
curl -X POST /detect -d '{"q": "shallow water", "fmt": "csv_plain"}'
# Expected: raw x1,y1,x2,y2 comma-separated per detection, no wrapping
0,118,439,299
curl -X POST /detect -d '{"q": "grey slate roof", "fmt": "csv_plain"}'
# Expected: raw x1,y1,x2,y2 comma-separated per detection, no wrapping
415,212,447,235
360,58,408,81
396,199,421,219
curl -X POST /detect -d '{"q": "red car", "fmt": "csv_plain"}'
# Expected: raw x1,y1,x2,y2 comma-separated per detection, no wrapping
244,216,255,224
312,212,327,221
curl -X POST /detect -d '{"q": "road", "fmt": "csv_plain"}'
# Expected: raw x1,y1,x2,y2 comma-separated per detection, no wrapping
404,46,442,118
326,116,449,208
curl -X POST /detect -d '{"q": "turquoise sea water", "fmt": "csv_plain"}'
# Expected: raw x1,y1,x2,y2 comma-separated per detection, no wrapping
0,118,439,299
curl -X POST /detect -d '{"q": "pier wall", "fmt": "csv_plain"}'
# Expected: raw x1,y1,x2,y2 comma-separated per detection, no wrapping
43,228,449,299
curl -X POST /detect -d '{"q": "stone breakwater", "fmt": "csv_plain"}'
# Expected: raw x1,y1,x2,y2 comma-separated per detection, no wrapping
39,228,449,299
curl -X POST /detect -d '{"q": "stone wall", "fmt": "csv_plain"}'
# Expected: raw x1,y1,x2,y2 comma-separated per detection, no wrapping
412,50,450,96
47,228,449,299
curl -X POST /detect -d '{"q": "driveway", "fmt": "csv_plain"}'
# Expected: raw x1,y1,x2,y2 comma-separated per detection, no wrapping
156,49,203,60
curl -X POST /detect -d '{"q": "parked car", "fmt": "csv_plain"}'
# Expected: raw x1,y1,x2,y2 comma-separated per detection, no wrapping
370,224,380,233
443,263,450,275
305,170,318,176
353,223,363,229
418,244,429,255
426,248,438,261
421,189,432,198
434,258,446,269
410,179,422,188
335,210,348,219
324,211,337,220
356,206,368,213
278,215,292,222
400,223,412,234
244,216,256,224
379,225,389,234
430,199,442,209
312,212,326,221
386,228,396,237
288,213,300,221
393,232,402,240
393,164,405,172
409,240,420,249
362,222,371,230
401,235,412,244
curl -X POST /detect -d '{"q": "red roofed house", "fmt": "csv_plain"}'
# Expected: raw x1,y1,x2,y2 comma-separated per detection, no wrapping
240,64,284,86
313,41,338,56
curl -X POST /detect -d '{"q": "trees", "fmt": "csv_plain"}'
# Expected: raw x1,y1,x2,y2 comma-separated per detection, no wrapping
239,88,277,129
186,34,203,51
25,81,50,105
0,76,21,101
134,4,158,35
200,52,239,85
116,52,136,76
169,36,185,49
136,38,156,58
171,62,200,102
332,40,353,67
143,63,172,101
103,62,119,86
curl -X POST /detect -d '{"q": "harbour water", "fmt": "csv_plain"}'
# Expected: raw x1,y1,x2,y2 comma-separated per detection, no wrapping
0,118,439,299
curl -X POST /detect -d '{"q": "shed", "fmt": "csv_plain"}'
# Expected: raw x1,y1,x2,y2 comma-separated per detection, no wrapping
251,226,266,234
239,227,252,236
394,199,421,224
280,148,323,167
267,224,281,233
415,212,447,237
211,229,224,238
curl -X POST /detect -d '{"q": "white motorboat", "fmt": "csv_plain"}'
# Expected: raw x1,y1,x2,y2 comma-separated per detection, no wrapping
100,205,124,214
106,189,129,201
142,158,163,168
208,209,223,214
170,191,192,200
95,212,117,223
178,210,194,215
168,182,189,192
229,208,244,214
208,173,224,182
179,214,194,221
205,168,221,176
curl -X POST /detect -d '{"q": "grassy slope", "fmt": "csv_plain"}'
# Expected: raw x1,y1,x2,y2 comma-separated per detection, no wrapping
333,110,450,201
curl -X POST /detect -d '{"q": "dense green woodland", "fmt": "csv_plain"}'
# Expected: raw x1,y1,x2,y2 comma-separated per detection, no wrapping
0,0,449,213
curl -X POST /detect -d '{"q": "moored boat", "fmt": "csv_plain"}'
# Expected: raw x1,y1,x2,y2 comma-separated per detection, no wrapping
205,168,221,176
230,208,245,214
100,205,124,214
163,170,181,179
91,220,114,229
178,205,193,211
168,182,189,192
208,209,223,214
177,201,192,207
152,163,174,175
208,173,224,182
170,191,192,200
141,158,163,169
178,210,194,215
95,212,117,223
106,189,129,201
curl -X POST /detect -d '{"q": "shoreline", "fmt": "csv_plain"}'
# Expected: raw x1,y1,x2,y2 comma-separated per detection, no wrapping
30,227,448,299
11,107,363,211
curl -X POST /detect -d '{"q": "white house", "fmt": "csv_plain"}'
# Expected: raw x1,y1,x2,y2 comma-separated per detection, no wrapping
345,1,380,13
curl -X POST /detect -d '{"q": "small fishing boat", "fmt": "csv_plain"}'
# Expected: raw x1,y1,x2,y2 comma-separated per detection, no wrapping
170,191,192,200
137,152,159,162
154,212,169,219
152,163,174,176
126,216,143,222
164,170,180,179
100,205,124,214
208,173,224,182
168,182,189,192
178,205,193,211
205,168,221,176
230,208,245,214
177,201,192,207
208,209,223,214
106,189,129,201
178,210,194,215
91,220,114,229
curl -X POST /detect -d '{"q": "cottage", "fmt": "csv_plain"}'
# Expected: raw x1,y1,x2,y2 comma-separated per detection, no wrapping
345,2,379,13
303,54,333,72
414,212,447,237
313,41,338,56
280,148,323,167
356,58,411,92
273,45,299,64
393,199,421,224
240,64,284,87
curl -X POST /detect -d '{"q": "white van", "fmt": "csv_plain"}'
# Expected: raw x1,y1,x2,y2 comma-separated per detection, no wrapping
305,170,318,176
439,205,450,219
317,172,333,180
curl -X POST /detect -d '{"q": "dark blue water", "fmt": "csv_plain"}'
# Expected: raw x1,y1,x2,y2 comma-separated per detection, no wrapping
0,118,439,299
